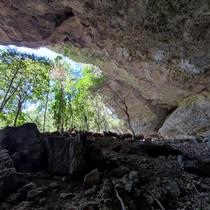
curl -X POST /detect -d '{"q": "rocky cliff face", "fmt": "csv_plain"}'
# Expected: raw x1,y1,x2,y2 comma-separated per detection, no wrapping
1,0,210,138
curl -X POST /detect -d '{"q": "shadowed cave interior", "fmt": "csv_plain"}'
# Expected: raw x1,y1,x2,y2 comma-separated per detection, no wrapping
0,1,210,210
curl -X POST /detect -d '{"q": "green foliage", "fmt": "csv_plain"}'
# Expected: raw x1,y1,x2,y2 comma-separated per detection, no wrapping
0,49,52,127
0,49,123,132
50,61,108,132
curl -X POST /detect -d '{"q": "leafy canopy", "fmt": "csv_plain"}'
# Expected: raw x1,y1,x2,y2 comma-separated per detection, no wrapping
0,48,123,132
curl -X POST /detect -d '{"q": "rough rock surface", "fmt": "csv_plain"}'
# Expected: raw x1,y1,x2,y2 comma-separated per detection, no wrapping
0,147,17,199
159,93,210,139
0,130,210,210
1,1,210,137
0,123,46,172
44,135,87,176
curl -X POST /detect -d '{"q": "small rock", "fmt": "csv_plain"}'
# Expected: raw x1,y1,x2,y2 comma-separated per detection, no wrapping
158,156,166,160
41,186,48,192
39,197,46,204
79,204,95,210
99,201,113,210
60,192,73,199
103,199,112,205
101,179,113,199
108,166,130,178
0,182,3,198
124,181,133,193
62,203,78,210
120,170,139,193
84,187,96,196
200,183,210,190
18,182,37,195
129,200,137,210
86,136,97,142
86,201,98,207
0,202,9,209
27,187,43,200
48,181,59,189
53,188,58,193
15,201,32,210
186,201,191,205
128,171,139,183
145,195,154,205
6,193,21,203
62,176,68,182
120,133,132,139
166,181,180,198
84,169,101,186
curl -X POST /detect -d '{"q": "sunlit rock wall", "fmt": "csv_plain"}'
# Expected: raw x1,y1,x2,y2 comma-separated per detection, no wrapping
1,0,210,138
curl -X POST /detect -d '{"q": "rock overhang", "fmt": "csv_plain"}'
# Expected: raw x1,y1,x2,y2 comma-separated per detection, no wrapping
1,0,210,137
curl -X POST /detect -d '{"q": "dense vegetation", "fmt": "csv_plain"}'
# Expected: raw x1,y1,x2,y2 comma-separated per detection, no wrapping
0,49,123,132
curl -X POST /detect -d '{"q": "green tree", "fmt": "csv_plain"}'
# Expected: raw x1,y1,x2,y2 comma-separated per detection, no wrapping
0,49,123,133
0,49,52,127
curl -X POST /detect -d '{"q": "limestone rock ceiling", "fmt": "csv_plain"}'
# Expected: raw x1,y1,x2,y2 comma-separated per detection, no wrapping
1,0,210,137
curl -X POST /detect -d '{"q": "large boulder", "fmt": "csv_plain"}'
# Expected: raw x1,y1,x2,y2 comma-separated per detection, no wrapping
44,135,87,176
0,148,18,198
159,94,210,139
0,123,46,172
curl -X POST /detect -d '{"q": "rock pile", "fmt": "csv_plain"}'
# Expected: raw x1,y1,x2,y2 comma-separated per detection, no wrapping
0,148,17,199
0,123,209,209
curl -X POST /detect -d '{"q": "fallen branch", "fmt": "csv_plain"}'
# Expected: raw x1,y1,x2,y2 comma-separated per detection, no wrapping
191,182,208,197
192,183,202,197
147,190,165,210
191,182,206,210
111,180,127,210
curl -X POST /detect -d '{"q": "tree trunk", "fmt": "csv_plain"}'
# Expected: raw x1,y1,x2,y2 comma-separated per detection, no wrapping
109,87,136,137
13,88,28,127
43,87,50,132
84,114,89,131
57,84,64,133
0,68,20,112
14,100,21,126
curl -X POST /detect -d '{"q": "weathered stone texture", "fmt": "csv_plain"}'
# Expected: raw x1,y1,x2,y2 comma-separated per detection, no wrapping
1,0,210,137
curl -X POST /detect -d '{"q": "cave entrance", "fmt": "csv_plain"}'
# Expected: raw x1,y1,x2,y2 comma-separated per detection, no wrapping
0,45,124,133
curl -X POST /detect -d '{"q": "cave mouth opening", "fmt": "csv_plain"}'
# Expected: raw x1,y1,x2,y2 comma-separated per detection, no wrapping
0,45,124,133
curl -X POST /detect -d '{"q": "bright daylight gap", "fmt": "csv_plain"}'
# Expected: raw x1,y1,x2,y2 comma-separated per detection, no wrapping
0,45,123,133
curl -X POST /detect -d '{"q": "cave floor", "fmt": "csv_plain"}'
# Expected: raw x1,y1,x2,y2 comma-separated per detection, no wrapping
1,136,210,210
